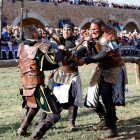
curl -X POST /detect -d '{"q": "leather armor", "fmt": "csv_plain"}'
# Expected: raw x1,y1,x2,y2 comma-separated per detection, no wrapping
94,33,124,69
18,43,45,89
98,49,124,69
89,33,128,86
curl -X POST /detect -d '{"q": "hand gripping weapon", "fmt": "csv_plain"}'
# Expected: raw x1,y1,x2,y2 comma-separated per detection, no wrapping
38,25,73,63
38,26,87,66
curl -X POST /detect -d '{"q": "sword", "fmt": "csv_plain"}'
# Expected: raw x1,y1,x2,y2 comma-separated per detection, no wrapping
38,25,73,62
38,25,61,45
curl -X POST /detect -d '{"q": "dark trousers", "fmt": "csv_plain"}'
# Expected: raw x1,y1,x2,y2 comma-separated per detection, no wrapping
99,75,114,110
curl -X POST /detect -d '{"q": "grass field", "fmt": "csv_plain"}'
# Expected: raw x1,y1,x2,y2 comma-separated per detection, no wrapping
0,63,140,140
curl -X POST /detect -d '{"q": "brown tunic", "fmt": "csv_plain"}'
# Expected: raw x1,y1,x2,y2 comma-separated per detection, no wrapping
89,33,128,86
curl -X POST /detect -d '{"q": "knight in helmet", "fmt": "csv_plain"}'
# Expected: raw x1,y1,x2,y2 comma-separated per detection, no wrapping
73,18,128,139
17,25,65,139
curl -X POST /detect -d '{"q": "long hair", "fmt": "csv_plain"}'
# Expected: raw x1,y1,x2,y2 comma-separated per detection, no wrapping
91,18,117,36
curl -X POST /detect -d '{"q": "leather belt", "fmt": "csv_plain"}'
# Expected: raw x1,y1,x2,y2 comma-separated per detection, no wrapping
21,74,45,88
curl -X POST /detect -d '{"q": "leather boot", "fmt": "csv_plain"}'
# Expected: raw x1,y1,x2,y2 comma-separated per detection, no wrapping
68,106,78,131
30,121,53,140
99,109,118,139
17,107,39,136
92,103,106,130
33,110,47,127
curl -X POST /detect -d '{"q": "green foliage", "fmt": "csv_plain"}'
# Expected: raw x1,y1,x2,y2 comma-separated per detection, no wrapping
0,63,140,139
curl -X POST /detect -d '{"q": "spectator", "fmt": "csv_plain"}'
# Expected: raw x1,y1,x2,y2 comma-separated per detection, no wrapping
13,29,20,44
128,36,133,45
117,32,122,45
55,28,60,35
38,30,42,38
75,0,79,5
122,33,129,45
63,18,66,24
105,1,109,7
109,2,113,8
133,33,138,47
23,0,140,10
59,28,63,35
133,29,138,36
78,0,82,5
48,28,54,40
7,27,15,45
2,27,10,41
69,0,73,4
57,0,62,3
7,27,14,39
137,35,140,47
45,26,49,31
84,0,88,5
90,0,94,6
2,27,12,50
2,16,8,28
41,33,50,43
2,16,5,28
59,20,64,28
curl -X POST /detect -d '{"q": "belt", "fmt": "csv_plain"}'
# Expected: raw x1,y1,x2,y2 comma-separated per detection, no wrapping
21,74,45,88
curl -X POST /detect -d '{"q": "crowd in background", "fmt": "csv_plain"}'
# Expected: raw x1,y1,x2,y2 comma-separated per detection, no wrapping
25,0,140,10
1,19,140,51
1,0,139,60
38,25,140,48
108,20,140,47
1,24,20,48
1,20,140,60
2,7,140,53
117,30,140,47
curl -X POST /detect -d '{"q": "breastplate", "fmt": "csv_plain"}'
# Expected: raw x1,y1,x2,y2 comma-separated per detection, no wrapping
19,44,44,88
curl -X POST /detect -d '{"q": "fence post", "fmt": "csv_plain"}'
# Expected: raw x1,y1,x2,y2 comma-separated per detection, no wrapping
0,0,3,60
135,61,140,85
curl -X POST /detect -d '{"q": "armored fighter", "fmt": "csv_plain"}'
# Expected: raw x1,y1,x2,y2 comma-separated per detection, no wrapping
17,25,65,140
73,18,128,139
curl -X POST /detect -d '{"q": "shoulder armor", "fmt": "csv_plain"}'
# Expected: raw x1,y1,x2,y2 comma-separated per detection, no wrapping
17,43,24,58
27,46,38,59
18,44,38,60
35,42,51,53
99,33,118,50
99,33,116,45
107,41,118,50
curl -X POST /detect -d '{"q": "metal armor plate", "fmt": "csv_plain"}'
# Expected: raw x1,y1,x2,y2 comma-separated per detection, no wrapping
99,36,108,45
27,45,37,59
